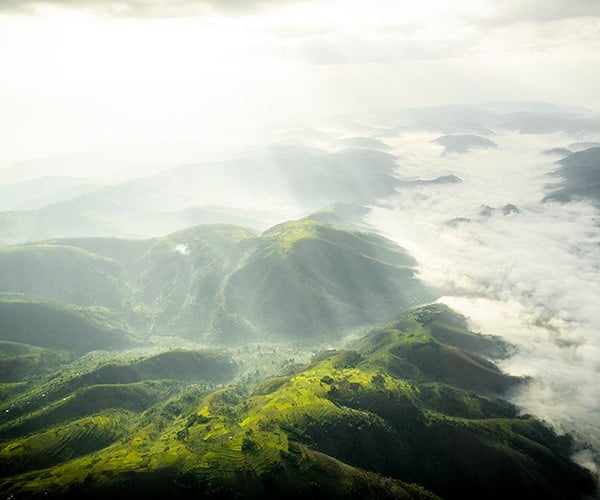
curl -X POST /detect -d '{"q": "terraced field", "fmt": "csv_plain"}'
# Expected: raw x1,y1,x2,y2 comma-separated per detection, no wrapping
0,305,594,499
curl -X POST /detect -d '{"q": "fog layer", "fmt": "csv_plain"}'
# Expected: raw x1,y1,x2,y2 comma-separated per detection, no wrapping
366,130,600,468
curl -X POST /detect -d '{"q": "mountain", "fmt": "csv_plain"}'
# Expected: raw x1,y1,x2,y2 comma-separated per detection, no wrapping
0,305,594,499
0,177,100,211
0,191,274,246
499,113,600,134
0,300,135,354
0,220,431,343
0,341,68,383
397,175,462,188
433,134,497,154
301,203,373,231
150,145,401,209
544,147,600,205
347,103,600,137
0,349,237,438
0,145,402,245
543,148,572,157
0,347,238,479
223,220,431,340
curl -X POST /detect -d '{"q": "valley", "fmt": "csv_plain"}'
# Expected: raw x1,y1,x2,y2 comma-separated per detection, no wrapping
1,102,599,498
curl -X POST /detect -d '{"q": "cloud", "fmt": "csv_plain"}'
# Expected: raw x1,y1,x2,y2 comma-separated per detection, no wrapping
174,243,189,255
0,0,298,17
6,0,598,23
298,36,472,65
362,127,600,463
483,0,600,25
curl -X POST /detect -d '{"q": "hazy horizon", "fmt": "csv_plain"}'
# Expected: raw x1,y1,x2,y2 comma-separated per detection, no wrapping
1,0,600,167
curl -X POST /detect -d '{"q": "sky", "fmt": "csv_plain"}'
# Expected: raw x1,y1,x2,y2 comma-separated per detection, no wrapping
1,0,600,166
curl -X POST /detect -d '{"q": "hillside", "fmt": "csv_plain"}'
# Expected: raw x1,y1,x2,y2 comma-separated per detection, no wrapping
0,176,100,211
0,195,272,246
545,147,600,205
0,145,401,245
0,300,135,354
433,134,497,154
0,341,68,383
223,220,432,340
0,349,237,443
0,305,594,499
302,203,373,231
0,220,432,343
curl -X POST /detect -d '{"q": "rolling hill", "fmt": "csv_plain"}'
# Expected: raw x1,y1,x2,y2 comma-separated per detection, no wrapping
224,220,431,340
0,300,135,354
0,220,432,343
433,134,497,154
0,145,402,245
0,305,594,499
545,147,600,205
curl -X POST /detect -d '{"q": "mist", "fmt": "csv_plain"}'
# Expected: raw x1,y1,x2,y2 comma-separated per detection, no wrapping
363,128,600,466
1,0,600,497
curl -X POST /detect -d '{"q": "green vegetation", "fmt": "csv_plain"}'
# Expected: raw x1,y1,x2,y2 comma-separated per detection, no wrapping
226,220,432,339
0,409,135,475
302,202,372,231
0,341,69,382
0,214,594,498
0,380,180,441
353,304,519,395
0,219,432,342
262,219,323,254
0,305,594,499
0,300,135,353
0,244,127,309
0,350,237,436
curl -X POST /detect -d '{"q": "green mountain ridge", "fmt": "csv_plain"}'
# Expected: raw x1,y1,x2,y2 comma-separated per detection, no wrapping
0,305,594,499
0,220,431,343
0,300,135,354
225,220,429,340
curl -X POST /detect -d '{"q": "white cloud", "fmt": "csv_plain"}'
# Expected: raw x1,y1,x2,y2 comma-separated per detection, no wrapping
366,129,600,458
0,0,295,17
174,243,189,255
484,0,600,25
0,0,599,171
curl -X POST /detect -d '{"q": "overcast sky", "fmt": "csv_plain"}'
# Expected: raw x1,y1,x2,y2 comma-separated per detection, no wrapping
1,0,599,166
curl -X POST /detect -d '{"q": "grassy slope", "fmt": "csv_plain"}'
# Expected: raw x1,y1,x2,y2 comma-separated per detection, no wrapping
0,244,127,308
225,220,433,339
0,409,136,475
0,220,431,343
0,341,69,383
0,350,237,436
131,225,257,337
1,305,594,499
545,146,600,204
0,300,135,354
0,225,257,337
302,202,372,231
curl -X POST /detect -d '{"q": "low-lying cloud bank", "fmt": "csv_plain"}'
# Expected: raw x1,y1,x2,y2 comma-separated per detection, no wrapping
365,131,600,469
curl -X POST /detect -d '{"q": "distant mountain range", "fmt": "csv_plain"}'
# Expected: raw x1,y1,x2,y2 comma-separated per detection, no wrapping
433,134,497,154
0,146,404,245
